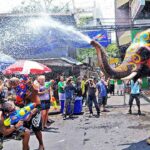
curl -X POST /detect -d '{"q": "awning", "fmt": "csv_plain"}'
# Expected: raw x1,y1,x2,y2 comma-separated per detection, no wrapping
32,57,83,67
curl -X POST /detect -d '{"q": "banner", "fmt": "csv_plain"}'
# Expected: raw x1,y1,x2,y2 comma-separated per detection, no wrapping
82,29,111,47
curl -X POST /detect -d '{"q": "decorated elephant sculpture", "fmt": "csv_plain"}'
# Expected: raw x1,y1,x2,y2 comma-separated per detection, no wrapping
91,29,150,81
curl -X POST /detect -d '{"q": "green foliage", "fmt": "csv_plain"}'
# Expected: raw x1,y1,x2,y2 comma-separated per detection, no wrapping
77,43,120,62
78,17,93,26
77,48,96,62
11,0,44,13
11,0,71,14
106,43,120,57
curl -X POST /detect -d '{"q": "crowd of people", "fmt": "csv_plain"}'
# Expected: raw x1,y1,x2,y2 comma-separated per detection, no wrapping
0,74,143,150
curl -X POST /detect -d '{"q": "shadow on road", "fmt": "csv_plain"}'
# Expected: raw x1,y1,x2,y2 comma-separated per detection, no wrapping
121,139,150,150
107,103,150,109
126,113,146,116
63,116,79,120
43,127,60,133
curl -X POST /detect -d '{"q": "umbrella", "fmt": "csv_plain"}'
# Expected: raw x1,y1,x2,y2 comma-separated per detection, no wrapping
3,60,52,75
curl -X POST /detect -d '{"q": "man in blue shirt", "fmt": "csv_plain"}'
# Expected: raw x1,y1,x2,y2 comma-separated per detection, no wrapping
63,77,76,119
128,79,142,115
96,77,108,112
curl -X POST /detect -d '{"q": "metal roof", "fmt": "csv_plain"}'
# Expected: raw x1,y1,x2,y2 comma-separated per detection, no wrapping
31,57,82,66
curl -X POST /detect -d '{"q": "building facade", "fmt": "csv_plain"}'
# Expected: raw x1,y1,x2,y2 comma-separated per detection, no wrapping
115,0,150,48
115,0,150,88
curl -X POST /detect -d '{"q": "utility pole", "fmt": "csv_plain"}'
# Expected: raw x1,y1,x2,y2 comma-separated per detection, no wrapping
114,0,119,48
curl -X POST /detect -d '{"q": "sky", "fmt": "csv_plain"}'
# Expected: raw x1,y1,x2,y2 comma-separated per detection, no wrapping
99,0,115,25
0,0,115,41
0,0,24,13
0,0,115,22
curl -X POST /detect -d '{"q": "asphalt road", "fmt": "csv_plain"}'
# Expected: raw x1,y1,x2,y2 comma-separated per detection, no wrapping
3,95,150,150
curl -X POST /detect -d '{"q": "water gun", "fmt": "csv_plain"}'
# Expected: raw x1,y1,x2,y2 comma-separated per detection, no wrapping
45,82,51,89
4,103,36,127
45,80,55,89
51,96,58,110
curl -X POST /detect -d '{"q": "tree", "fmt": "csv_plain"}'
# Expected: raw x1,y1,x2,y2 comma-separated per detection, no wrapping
106,43,120,58
77,48,96,62
11,0,72,14
78,16,93,27
11,0,44,14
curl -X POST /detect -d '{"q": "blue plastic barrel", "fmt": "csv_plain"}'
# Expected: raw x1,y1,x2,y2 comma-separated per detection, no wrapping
74,97,82,114
60,97,82,114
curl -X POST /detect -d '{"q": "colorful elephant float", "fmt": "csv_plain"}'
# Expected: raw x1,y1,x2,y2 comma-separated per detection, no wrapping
91,29,150,81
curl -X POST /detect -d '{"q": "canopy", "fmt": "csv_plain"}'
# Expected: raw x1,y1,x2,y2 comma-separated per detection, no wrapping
3,60,52,75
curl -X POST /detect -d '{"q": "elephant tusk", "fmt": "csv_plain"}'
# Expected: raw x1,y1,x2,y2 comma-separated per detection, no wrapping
121,72,137,80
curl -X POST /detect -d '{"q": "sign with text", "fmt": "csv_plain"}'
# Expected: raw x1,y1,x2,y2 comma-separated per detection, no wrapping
82,30,111,47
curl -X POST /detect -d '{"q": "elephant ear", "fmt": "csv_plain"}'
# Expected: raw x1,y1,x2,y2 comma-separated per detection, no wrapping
137,46,150,61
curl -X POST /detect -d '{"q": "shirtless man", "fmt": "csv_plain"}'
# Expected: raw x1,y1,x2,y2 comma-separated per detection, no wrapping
9,77,44,150
0,101,30,150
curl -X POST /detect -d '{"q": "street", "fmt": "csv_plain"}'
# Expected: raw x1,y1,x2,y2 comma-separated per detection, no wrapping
3,95,150,150
0,0,150,150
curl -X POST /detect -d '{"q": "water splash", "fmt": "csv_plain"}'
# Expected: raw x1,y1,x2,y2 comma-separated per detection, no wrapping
27,13,91,44
0,1,92,59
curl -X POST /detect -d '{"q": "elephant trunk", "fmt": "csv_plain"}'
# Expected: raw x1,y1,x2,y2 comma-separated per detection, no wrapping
91,40,133,79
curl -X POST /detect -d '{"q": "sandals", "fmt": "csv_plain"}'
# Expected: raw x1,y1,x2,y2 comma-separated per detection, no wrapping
44,126,51,129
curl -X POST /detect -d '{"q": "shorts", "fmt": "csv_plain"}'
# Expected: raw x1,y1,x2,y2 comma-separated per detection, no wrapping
41,100,50,110
24,111,42,132
117,84,124,91
98,96,107,106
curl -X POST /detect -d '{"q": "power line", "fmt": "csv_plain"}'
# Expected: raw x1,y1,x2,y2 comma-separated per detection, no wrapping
78,24,150,31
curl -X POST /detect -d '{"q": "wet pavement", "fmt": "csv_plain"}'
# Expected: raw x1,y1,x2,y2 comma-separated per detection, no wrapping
3,95,150,150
